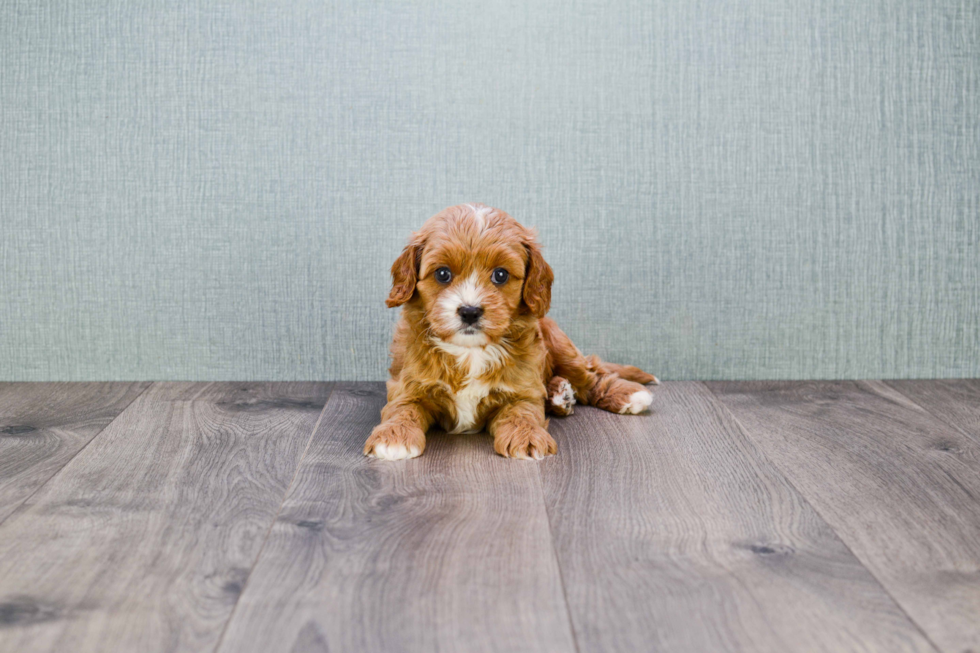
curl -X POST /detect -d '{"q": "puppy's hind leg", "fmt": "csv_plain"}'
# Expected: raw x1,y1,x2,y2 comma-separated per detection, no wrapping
581,354,656,413
587,373,654,415
586,355,659,385
540,317,656,415
546,376,576,416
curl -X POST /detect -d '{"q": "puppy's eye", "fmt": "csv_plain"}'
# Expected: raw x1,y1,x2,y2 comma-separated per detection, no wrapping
491,268,509,285
434,267,453,284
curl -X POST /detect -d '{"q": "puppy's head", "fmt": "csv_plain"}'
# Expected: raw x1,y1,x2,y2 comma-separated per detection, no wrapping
386,203,553,347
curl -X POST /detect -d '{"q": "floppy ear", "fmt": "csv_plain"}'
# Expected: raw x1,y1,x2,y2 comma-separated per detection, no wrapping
522,235,554,318
385,235,424,308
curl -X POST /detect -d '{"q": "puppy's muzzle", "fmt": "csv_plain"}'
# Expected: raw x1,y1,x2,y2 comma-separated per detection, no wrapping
457,305,484,326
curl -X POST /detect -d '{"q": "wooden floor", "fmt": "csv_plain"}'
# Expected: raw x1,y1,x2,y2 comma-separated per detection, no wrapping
0,381,978,653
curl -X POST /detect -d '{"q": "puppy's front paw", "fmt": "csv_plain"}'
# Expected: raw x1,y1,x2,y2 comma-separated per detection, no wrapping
364,422,426,460
493,423,557,460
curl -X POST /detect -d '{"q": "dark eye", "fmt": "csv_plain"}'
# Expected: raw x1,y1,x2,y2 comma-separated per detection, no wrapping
491,268,509,285
434,267,453,284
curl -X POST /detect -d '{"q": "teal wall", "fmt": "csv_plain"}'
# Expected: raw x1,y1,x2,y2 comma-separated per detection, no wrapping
1,1,978,381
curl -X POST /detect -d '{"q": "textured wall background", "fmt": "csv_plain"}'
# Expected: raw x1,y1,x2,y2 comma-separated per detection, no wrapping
1,0,978,381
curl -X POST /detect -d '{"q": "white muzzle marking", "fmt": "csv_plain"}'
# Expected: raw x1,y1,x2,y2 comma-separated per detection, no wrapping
438,273,486,339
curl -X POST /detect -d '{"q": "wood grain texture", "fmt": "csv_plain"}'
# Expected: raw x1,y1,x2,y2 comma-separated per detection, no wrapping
0,382,332,653
540,381,936,653
885,379,980,446
0,382,150,523
218,383,577,653
708,380,980,653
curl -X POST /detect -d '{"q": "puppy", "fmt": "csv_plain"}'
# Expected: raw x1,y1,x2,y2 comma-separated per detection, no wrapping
365,203,658,460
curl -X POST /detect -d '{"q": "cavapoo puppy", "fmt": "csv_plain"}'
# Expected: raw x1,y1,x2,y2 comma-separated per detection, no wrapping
365,203,658,461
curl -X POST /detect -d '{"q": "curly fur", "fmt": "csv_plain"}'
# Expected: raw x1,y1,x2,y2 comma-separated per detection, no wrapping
364,203,658,460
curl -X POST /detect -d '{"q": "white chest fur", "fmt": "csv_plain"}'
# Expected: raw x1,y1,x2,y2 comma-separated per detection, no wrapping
451,380,491,434
433,338,509,434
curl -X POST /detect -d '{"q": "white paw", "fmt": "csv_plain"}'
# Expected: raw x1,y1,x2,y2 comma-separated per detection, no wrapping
369,442,422,461
551,380,576,411
619,390,653,414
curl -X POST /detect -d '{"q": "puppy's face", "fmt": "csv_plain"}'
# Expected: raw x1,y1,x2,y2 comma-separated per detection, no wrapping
386,204,553,347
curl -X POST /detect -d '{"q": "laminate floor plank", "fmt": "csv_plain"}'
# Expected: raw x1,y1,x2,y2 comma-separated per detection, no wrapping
217,383,577,653
0,382,150,523
885,379,980,446
0,382,332,653
708,380,980,653
539,381,936,653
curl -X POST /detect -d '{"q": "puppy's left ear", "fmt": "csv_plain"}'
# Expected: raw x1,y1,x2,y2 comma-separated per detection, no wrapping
386,233,425,308
522,233,554,318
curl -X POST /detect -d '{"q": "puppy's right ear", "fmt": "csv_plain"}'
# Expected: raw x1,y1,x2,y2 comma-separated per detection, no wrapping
386,234,424,308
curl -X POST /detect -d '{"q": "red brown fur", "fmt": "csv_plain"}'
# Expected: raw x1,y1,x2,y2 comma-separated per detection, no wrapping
365,203,658,460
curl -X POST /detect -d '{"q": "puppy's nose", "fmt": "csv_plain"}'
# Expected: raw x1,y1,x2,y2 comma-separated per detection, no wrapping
457,305,484,325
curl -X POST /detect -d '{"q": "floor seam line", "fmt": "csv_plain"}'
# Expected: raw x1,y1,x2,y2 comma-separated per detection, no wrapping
880,380,980,450
535,457,582,653
210,382,336,653
700,381,946,653
0,381,154,530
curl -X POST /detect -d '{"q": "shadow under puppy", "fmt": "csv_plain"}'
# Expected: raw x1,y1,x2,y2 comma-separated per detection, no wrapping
365,203,658,461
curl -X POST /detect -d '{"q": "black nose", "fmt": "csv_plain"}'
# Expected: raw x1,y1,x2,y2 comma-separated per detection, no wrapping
457,305,484,325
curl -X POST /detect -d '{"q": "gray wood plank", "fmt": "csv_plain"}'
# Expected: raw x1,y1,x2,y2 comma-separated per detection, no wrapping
218,383,577,653
0,382,332,653
708,380,980,653
0,382,150,523
885,379,980,447
540,381,936,653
